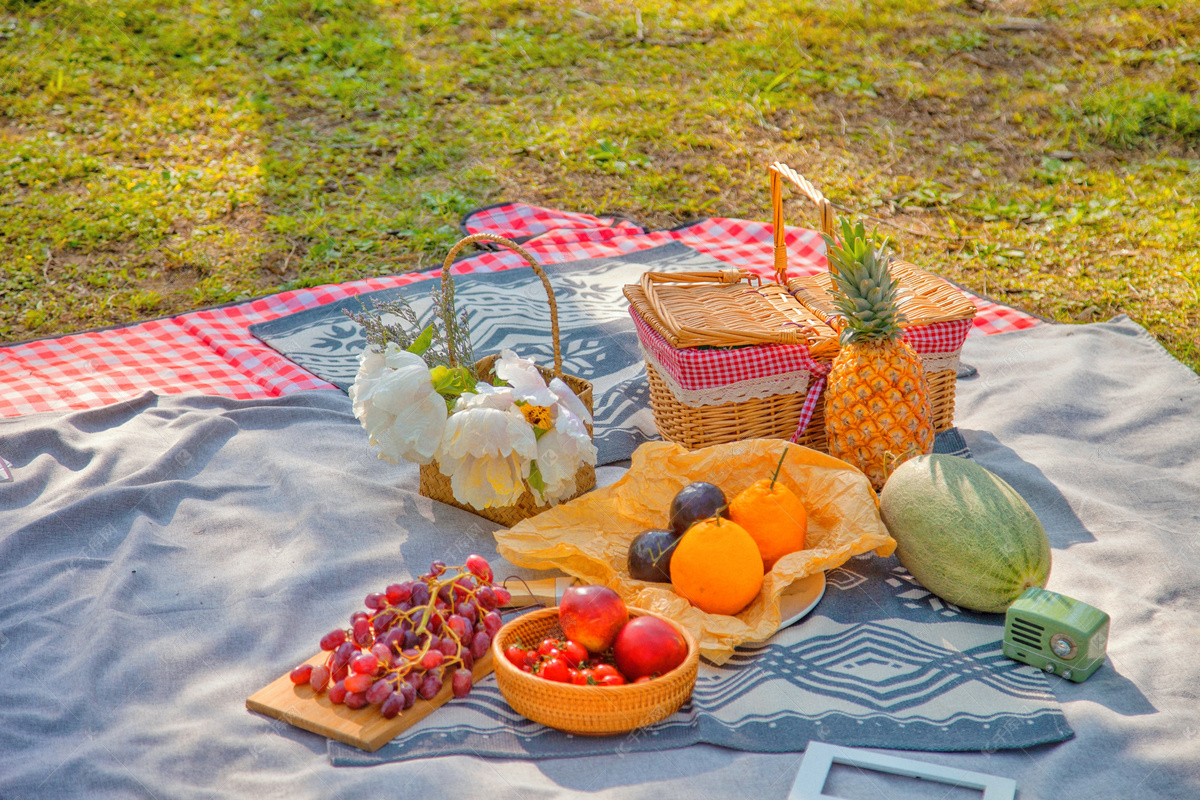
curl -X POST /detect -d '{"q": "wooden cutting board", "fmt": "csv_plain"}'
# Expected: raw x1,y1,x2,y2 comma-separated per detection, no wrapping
245,577,565,752
246,649,496,752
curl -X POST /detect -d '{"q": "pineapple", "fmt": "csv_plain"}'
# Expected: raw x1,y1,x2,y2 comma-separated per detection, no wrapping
822,219,933,491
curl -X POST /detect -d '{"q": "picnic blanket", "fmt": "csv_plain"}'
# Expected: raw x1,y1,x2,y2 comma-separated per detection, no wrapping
0,204,1040,419
3,316,1200,799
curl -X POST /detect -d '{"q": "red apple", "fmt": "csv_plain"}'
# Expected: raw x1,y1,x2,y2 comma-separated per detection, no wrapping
613,616,688,682
559,585,628,653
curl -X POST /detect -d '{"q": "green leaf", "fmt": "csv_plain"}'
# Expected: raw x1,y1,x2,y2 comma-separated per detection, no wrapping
527,461,547,495
407,324,435,356
429,365,477,397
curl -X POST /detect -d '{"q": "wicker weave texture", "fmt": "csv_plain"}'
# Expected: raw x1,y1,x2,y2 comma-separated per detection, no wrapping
491,607,699,736
788,260,977,328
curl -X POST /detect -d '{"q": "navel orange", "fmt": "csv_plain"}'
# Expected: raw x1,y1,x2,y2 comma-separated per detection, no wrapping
729,478,808,571
670,517,764,616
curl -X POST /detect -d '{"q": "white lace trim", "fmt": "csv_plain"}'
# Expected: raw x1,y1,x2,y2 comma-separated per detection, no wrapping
641,346,814,408
919,351,960,373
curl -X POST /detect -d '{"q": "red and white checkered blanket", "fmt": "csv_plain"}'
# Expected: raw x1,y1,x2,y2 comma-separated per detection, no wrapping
0,204,1040,418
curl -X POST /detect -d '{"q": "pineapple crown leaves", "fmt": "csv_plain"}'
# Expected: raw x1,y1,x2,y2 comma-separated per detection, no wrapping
821,218,909,345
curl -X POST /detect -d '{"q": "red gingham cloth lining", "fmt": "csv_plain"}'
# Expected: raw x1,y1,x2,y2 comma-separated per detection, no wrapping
0,204,1041,418
630,310,830,391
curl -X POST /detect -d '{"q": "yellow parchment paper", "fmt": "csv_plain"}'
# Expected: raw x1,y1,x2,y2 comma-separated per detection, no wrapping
494,439,896,664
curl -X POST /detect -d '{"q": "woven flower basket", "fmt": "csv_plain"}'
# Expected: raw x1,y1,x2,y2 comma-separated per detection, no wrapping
623,162,976,453
491,606,699,735
417,233,596,528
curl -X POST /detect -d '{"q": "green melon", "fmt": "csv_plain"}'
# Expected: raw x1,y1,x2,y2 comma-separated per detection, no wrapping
879,454,1051,613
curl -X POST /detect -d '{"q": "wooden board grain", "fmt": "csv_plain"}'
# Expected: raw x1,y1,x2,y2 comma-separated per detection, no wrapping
247,650,495,752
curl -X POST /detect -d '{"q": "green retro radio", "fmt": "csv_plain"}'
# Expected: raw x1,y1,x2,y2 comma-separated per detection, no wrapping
1003,587,1110,682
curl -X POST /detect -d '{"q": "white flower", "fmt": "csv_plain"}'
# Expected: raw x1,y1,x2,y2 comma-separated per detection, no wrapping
349,343,447,465
549,376,593,426
532,409,597,505
438,406,539,509
494,349,558,408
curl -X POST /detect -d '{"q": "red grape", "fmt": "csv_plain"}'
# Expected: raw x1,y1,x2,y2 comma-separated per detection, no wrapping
380,691,403,719
332,664,348,683
352,619,373,647
409,583,430,605
328,681,347,704
364,593,384,610
320,629,347,651
371,643,392,668
350,654,378,676
470,631,490,660
430,561,447,576
453,577,476,598
465,554,493,583
427,612,444,634
460,649,474,670
455,601,477,620
418,674,442,699
350,611,368,624
373,611,395,632
451,670,473,698
399,681,416,709
386,583,411,604
333,641,357,669
438,638,457,657
446,615,471,640
289,664,313,685
493,586,512,606
309,665,331,692
482,611,502,637
475,586,498,611
437,585,454,605
421,651,444,670
344,691,368,710
345,673,373,693
366,679,392,704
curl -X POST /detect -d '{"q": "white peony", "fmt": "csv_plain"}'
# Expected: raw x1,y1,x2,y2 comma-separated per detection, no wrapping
438,405,539,509
494,349,559,408
532,408,597,505
348,343,448,465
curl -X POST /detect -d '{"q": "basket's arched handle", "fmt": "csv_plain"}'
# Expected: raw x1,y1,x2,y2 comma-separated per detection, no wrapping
441,232,565,378
768,162,836,284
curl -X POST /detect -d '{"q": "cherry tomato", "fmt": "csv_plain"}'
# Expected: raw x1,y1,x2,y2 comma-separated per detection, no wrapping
634,675,654,684
579,668,596,685
600,674,626,686
539,657,570,683
504,645,527,669
592,663,620,681
567,668,586,685
524,649,540,668
561,640,589,668
538,638,561,657
521,664,533,673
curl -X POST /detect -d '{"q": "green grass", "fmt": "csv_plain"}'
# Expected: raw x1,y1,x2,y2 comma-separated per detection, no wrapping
1,0,1198,370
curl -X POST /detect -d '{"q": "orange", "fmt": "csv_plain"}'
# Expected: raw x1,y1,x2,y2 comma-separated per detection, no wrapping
670,517,764,616
729,478,808,571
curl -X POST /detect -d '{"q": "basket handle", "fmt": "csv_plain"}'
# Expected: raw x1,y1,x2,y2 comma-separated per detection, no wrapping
441,232,565,378
768,162,836,284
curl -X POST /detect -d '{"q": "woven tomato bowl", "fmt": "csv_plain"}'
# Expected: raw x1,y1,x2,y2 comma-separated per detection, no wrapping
491,606,700,736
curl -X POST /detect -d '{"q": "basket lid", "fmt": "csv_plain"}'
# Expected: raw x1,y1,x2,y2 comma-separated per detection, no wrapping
788,260,977,328
623,269,838,353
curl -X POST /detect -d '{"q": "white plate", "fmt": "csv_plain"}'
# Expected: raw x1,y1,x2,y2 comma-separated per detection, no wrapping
747,571,826,645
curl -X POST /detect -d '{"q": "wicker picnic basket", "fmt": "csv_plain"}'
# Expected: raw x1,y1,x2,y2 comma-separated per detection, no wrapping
624,162,976,452
492,606,699,735
417,233,596,527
